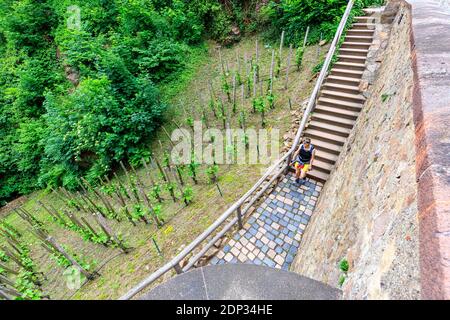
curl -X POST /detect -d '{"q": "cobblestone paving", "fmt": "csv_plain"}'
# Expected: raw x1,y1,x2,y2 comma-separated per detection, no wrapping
210,175,322,270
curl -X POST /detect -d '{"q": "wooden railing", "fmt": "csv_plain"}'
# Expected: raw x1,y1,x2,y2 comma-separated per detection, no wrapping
119,0,355,300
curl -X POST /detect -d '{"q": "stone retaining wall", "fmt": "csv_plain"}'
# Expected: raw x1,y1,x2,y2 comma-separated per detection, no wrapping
290,2,421,299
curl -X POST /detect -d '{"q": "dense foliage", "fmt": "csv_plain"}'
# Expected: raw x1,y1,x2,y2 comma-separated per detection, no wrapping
259,0,385,46
0,0,384,205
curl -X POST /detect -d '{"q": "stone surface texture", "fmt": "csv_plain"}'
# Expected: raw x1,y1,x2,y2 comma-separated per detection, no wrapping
210,175,322,270
408,0,450,300
143,264,341,300
291,2,421,300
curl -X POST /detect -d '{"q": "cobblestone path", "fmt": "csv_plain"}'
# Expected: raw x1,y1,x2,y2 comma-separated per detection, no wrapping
210,175,322,270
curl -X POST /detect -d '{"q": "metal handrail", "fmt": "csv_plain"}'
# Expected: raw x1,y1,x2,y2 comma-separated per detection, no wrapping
119,0,354,300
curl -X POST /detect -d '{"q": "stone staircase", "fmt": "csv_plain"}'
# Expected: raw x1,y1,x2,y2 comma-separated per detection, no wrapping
304,16,375,183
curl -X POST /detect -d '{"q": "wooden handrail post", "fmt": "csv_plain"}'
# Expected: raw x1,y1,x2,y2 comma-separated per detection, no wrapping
237,206,243,229
285,154,292,175
174,263,183,274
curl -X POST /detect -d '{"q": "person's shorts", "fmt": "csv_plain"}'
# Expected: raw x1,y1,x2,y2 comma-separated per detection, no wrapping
294,162,310,172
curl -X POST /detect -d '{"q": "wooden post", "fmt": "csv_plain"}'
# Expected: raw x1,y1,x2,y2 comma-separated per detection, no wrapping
17,208,42,228
173,263,183,274
38,201,61,223
38,201,66,226
164,167,177,202
259,76,263,96
80,217,99,238
137,182,161,227
0,285,20,300
112,182,136,226
219,97,226,129
113,172,131,200
141,159,163,203
1,246,22,269
59,188,83,211
237,206,243,229
120,161,141,204
244,51,251,97
81,177,118,219
103,175,123,207
279,30,285,60
270,49,275,94
46,236,93,278
76,192,96,215
303,26,310,49
94,213,128,252
130,163,162,227
235,50,241,83
152,155,168,183
14,209,36,229
285,44,293,90
218,48,225,75
76,188,106,218
5,240,22,257
208,82,217,119
65,210,85,231
253,68,257,99
0,274,15,287
50,187,70,207
255,39,259,82
201,106,209,129
0,262,18,275
232,74,237,114
175,165,185,187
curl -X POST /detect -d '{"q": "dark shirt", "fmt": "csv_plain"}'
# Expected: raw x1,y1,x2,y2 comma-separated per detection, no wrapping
297,144,314,164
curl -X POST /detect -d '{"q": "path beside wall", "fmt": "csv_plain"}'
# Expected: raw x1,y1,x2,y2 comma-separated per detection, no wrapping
291,1,421,299
408,0,450,300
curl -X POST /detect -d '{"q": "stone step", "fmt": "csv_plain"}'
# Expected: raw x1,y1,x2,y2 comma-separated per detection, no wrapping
346,29,375,37
339,48,369,57
317,97,363,111
310,112,356,129
308,120,351,137
355,16,376,23
311,159,334,174
334,61,366,71
352,23,377,30
341,41,372,50
310,138,343,155
314,104,360,120
304,128,347,146
337,54,367,64
314,149,339,164
320,90,365,104
344,35,373,43
307,169,329,184
322,82,360,95
326,75,361,87
330,68,364,79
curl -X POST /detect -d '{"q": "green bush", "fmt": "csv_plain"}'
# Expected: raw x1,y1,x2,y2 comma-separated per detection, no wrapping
259,0,385,47
40,76,165,188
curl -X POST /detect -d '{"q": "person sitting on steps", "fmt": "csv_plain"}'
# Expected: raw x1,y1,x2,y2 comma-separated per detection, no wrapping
291,137,315,184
